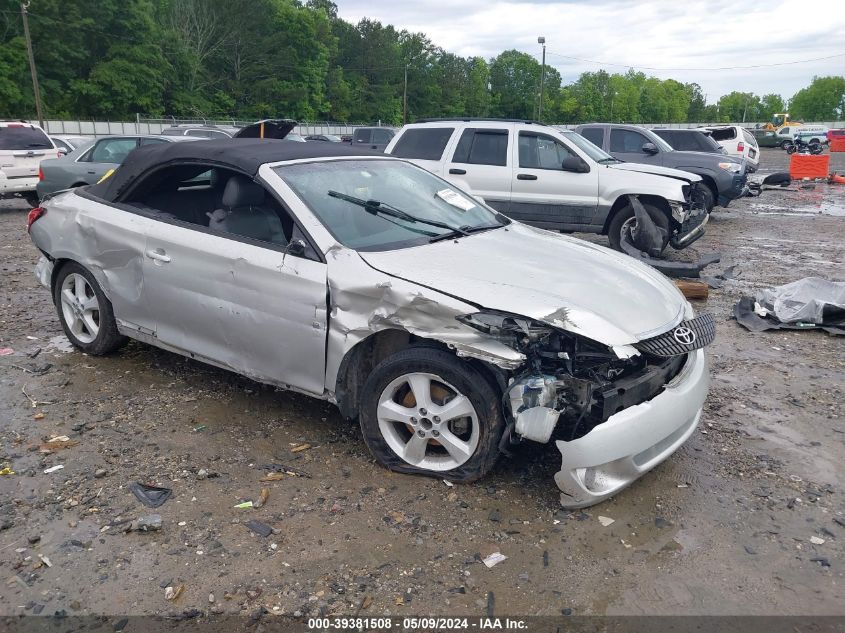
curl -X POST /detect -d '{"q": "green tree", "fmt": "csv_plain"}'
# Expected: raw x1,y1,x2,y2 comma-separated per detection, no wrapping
758,93,785,121
489,50,543,119
717,91,760,123
789,76,845,120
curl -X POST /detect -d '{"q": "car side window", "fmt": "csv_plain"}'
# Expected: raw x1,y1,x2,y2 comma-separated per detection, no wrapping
372,129,393,144
518,132,575,169
452,128,508,166
781,127,790,135
89,138,139,163
391,127,454,160
185,129,210,138
610,129,650,153
353,129,371,144
208,130,229,139
140,138,169,146
580,127,604,147
125,166,318,258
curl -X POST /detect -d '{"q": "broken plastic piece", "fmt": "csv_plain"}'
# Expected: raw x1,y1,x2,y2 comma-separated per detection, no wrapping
598,515,615,527
128,514,162,532
234,501,254,509
0,467,14,476
43,465,64,474
245,520,273,537
620,233,721,279
628,196,667,257
482,552,507,568
128,482,172,508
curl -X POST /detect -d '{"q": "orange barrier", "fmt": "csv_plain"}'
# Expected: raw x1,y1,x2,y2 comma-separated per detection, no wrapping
830,138,845,152
789,154,830,179
831,173,845,185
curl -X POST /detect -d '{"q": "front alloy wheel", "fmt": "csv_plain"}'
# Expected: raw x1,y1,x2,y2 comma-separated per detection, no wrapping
59,272,100,344
377,372,480,471
359,347,504,482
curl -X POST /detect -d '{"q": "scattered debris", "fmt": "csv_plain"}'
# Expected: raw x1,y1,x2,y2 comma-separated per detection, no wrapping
259,472,285,482
22,384,53,408
735,278,845,335
486,591,495,617
443,479,454,487
165,585,184,601
257,463,310,478
673,279,709,300
128,482,172,508
192,425,206,433
39,436,79,453
361,595,373,609
38,554,52,568
702,264,740,289
234,501,254,509
290,443,311,453
0,348,14,356
245,520,273,537
0,467,14,476
127,514,162,532
810,536,826,545
810,557,831,567
482,552,507,568
598,516,615,527
43,465,64,474
254,488,270,509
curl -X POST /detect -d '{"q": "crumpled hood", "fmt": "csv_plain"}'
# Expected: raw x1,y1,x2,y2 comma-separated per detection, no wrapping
609,161,702,183
359,223,686,347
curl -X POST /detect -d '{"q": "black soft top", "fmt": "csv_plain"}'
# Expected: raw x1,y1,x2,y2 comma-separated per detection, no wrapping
87,138,384,202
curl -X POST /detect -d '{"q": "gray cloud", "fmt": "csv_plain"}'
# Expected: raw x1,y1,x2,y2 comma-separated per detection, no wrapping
336,0,845,100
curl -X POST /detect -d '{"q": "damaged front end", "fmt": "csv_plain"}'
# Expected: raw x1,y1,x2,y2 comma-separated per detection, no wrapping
459,309,714,507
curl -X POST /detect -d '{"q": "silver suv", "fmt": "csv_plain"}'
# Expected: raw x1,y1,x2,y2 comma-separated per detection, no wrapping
386,119,709,254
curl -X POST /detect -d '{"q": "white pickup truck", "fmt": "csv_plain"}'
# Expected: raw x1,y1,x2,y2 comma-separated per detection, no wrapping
385,119,709,254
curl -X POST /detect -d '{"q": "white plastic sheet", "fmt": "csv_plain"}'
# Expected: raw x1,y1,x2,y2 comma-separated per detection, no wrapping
757,277,845,325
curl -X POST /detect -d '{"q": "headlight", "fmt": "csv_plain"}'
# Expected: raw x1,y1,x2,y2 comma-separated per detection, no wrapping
457,311,554,344
669,201,687,223
718,162,742,173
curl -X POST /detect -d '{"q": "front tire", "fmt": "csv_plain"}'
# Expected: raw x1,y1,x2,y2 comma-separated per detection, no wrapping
607,201,670,253
53,262,127,355
359,347,504,482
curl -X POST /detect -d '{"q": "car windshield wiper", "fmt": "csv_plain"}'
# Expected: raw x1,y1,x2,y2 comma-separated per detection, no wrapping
428,223,503,243
328,190,469,237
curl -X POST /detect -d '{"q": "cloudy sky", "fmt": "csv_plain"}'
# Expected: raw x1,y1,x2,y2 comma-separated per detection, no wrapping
336,0,845,101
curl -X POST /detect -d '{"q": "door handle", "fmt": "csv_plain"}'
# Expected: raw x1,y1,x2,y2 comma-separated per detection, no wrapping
87,170,96,174
517,173,538,180
145,249,171,263
449,168,466,175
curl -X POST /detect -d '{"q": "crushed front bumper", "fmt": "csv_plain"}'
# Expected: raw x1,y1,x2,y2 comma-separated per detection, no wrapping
554,349,708,508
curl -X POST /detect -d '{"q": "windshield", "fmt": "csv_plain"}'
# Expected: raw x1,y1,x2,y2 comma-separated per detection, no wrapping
277,159,506,251
559,129,614,162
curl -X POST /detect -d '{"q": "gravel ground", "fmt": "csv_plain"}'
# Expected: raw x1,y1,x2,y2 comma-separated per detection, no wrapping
0,148,843,620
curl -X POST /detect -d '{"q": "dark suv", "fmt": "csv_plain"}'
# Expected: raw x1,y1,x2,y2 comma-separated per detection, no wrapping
576,123,747,211
651,129,725,155
348,127,396,152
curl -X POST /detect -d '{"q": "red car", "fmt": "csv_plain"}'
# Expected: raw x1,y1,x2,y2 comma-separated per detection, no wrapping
827,129,845,142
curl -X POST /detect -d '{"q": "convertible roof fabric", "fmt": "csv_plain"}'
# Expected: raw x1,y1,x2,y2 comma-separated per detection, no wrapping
86,138,383,202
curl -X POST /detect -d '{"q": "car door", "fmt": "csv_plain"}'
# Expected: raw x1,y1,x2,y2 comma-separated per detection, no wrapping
140,175,328,395
609,128,664,166
509,130,598,230
443,127,512,212
74,137,140,184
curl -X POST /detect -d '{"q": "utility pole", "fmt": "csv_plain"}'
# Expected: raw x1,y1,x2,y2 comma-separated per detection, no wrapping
403,64,408,125
20,1,44,128
537,36,546,121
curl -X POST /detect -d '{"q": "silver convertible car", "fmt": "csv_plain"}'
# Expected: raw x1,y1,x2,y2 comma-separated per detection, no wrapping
27,140,713,507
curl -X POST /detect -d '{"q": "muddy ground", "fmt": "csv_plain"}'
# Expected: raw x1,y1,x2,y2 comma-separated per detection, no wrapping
0,149,843,620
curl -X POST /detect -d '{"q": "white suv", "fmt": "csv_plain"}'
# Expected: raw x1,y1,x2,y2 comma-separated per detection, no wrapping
385,119,708,254
1,121,59,207
699,125,760,171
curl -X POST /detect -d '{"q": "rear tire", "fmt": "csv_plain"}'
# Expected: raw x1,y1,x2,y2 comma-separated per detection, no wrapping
359,347,504,483
607,201,670,253
53,262,127,355
22,192,39,208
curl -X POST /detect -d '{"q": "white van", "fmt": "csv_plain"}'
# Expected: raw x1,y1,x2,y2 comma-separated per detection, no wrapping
0,121,59,207
775,125,829,147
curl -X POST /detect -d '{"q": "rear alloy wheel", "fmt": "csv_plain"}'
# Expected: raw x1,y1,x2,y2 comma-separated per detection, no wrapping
53,262,127,355
359,347,504,482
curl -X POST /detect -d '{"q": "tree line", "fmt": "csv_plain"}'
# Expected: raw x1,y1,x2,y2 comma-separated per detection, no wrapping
1,0,843,124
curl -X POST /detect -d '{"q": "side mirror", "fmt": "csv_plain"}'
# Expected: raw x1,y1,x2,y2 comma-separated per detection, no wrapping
641,142,659,155
561,156,590,173
57,147,68,156
286,238,306,257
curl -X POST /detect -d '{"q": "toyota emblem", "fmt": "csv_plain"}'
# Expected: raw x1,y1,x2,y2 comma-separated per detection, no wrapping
673,326,696,346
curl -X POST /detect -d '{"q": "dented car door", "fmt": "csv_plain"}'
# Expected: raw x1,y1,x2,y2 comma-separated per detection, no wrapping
141,219,329,395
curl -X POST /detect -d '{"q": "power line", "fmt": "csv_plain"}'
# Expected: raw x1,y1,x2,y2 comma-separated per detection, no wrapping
545,50,845,71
